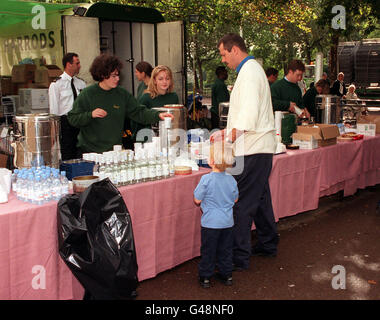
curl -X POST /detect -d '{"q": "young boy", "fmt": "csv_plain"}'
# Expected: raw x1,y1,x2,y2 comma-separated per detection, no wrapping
194,141,239,288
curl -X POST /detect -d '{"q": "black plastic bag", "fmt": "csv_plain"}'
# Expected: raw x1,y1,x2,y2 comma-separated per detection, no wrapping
57,178,138,300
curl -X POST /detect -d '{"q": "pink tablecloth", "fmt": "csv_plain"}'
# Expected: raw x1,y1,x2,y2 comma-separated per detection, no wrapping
1,135,379,299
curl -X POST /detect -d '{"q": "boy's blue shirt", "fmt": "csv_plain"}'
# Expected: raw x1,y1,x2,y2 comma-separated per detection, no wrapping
194,171,238,229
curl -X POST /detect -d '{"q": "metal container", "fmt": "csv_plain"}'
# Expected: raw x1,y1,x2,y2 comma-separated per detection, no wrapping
152,104,187,152
72,175,99,194
315,95,341,124
12,113,61,168
218,102,229,129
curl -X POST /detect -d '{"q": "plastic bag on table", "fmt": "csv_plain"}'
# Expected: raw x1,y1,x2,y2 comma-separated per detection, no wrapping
57,178,138,300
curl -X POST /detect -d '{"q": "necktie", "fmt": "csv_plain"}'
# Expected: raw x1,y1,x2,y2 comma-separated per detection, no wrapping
71,78,77,100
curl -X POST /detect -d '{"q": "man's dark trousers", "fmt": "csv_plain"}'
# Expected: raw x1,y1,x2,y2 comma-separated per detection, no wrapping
60,115,79,161
232,153,278,269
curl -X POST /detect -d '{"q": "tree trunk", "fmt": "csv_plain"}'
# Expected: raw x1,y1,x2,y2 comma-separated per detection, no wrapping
329,32,339,82
196,56,203,95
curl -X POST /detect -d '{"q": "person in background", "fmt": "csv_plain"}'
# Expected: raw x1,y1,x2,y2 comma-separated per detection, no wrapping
135,61,153,100
194,142,238,288
322,72,330,87
127,61,154,146
265,67,279,86
49,52,86,160
67,54,173,155
211,66,230,129
303,79,330,119
271,59,310,118
345,84,358,100
212,33,279,271
331,72,347,97
136,65,179,142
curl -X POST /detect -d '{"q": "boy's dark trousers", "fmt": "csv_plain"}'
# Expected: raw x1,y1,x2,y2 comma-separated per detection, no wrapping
199,226,233,278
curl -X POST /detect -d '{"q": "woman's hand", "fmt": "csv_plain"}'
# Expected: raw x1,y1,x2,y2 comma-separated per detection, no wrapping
92,108,107,118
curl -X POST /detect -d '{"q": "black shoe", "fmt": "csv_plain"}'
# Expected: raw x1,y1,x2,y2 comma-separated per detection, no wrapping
199,277,211,288
232,264,247,272
251,247,277,257
215,273,233,286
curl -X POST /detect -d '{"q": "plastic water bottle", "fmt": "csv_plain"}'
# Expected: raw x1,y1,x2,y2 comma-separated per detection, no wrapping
16,174,25,201
51,172,62,201
11,169,19,194
34,176,44,205
26,174,35,203
60,171,69,196
42,174,51,202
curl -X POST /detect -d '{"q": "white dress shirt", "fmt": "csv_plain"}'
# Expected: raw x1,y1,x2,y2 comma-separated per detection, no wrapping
48,71,86,116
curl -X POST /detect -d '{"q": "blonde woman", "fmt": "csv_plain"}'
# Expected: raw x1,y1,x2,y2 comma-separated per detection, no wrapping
138,65,179,108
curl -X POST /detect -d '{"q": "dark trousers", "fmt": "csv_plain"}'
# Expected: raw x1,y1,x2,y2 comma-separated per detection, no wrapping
60,115,80,161
199,227,233,278
232,153,278,269
211,112,220,130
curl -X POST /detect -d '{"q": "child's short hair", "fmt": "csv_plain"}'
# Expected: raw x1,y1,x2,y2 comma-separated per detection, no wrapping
209,141,235,171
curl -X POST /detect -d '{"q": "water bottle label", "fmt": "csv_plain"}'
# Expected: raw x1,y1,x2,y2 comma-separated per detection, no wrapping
127,168,135,181
141,167,148,179
135,167,141,180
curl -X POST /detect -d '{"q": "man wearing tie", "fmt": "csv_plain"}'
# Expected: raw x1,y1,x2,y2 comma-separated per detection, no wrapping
49,52,86,161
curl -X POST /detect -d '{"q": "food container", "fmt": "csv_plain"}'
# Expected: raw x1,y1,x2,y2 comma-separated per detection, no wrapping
174,166,192,175
72,175,99,193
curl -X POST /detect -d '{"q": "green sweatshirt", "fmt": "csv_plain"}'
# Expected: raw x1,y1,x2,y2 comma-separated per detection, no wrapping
211,78,229,115
138,92,179,109
67,83,160,153
136,82,148,100
270,78,304,112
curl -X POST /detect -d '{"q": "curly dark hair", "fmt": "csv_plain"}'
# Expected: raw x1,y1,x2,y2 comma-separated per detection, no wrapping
89,54,123,82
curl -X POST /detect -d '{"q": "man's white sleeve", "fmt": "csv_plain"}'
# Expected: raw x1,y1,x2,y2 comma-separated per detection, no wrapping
48,82,59,115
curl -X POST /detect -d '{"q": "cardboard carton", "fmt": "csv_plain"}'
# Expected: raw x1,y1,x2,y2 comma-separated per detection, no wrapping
292,132,318,149
357,115,380,134
296,124,340,147
0,77,17,95
34,65,63,88
11,64,37,83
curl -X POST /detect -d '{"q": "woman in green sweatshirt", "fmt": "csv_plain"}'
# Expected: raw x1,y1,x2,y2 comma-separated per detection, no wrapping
68,54,172,154
133,65,179,142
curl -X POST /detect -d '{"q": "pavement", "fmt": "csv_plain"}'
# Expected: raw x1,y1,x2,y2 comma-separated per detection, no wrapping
136,184,380,301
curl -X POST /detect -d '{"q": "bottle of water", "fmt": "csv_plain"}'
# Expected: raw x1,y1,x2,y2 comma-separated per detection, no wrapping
26,173,35,203
127,151,135,185
34,176,44,205
16,174,26,201
140,149,148,182
11,169,19,194
119,152,127,186
168,148,176,177
134,152,142,184
98,154,106,180
42,173,51,202
60,171,69,196
112,152,121,186
51,172,62,201
147,148,156,181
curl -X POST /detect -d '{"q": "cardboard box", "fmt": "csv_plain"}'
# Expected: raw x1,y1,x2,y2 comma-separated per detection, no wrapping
0,77,17,95
18,88,49,110
34,65,62,88
11,64,37,83
296,124,340,147
357,115,380,134
292,132,318,149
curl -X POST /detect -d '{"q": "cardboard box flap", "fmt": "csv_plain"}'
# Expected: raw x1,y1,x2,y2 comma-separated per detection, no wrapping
317,124,340,140
296,125,323,140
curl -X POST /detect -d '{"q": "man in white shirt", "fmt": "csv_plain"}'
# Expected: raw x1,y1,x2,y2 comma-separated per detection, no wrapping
49,52,86,160
212,33,279,271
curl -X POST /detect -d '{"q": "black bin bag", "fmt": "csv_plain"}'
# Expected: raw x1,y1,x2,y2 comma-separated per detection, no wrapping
57,178,138,300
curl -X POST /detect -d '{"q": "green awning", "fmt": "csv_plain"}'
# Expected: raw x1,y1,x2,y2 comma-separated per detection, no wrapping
0,0,74,29
85,2,165,23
